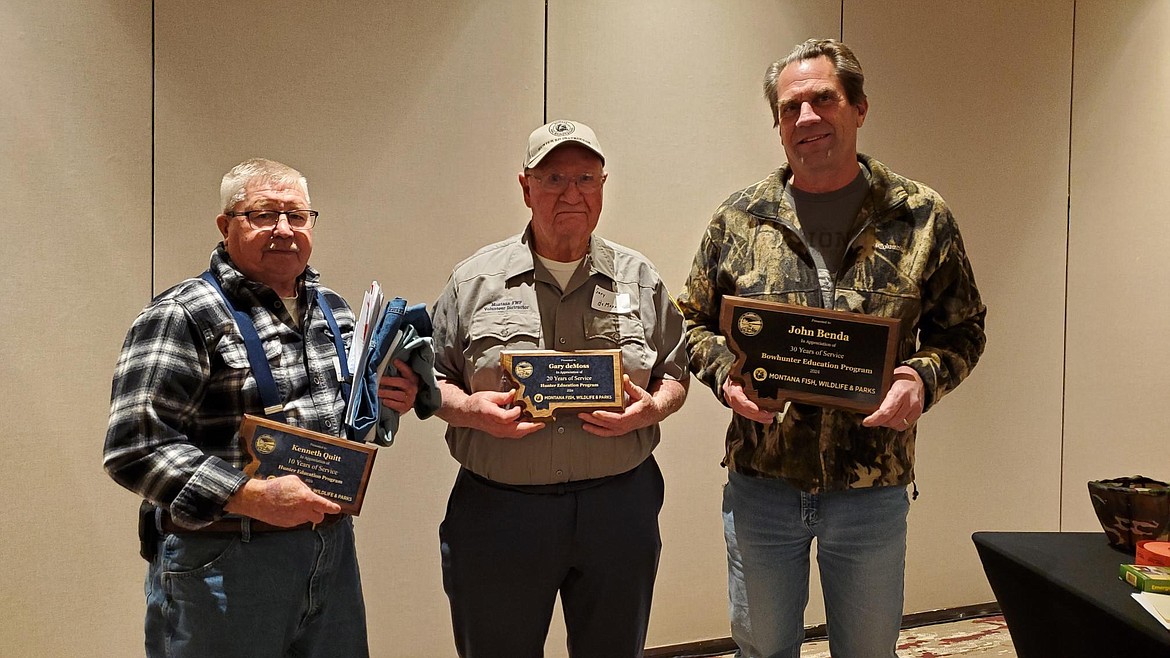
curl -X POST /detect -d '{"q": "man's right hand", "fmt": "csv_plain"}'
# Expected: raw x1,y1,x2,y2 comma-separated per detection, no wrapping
722,378,777,424
224,475,341,527
457,389,545,439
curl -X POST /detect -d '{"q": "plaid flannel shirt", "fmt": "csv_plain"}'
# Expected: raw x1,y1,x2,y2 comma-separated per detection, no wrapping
104,246,354,528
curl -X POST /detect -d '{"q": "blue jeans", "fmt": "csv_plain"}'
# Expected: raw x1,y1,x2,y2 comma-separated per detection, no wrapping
144,517,367,657
723,471,910,658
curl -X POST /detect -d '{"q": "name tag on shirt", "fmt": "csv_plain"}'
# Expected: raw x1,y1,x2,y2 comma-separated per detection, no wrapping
591,286,633,314
481,299,533,314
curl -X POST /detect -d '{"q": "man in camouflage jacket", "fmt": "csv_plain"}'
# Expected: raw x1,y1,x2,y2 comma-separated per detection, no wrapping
678,39,986,658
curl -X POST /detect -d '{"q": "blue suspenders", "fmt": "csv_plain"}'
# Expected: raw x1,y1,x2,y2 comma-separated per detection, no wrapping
200,271,349,426
321,294,353,406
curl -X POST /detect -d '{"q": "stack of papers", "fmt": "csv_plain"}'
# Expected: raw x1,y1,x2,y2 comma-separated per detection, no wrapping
340,282,434,444
1132,591,1170,630
345,281,389,430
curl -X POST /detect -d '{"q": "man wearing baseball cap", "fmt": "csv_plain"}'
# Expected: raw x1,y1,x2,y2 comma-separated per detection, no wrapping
431,119,689,657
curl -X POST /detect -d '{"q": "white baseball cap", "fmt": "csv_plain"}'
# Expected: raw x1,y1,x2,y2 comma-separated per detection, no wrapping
524,119,605,169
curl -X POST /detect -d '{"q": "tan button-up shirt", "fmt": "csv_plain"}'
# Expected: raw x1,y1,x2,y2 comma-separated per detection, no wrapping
432,226,688,485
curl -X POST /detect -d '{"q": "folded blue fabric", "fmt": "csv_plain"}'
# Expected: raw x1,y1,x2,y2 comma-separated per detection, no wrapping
347,299,440,445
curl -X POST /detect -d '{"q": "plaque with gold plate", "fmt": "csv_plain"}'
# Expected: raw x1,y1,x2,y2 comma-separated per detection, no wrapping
501,349,624,421
239,414,377,515
719,296,900,413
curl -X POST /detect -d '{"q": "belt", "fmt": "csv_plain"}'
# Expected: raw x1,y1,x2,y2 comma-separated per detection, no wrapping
464,468,619,495
160,511,345,535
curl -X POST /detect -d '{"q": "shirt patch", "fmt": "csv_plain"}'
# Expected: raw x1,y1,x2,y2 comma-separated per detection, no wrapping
481,299,533,314
591,286,633,314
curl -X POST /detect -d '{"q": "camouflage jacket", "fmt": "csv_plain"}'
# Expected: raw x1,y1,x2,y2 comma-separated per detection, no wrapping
677,155,986,492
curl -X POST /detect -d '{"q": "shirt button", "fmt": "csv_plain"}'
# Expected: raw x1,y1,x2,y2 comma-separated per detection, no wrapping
557,426,565,434
274,300,283,309
555,469,563,477
558,337,566,345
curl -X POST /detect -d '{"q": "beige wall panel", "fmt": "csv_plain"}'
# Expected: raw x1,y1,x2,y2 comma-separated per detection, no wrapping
847,1,1072,610
155,1,544,303
0,1,152,656
154,2,544,655
547,0,841,644
1065,0,1170,532
16,0,1157,653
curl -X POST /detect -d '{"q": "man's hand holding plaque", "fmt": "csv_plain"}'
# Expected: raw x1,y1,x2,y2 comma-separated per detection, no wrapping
723,377,778,424
719,296,900,414
238,415,378,515
859,366,925,430
578,374,666,437
501,349,625,421
224,473,341,527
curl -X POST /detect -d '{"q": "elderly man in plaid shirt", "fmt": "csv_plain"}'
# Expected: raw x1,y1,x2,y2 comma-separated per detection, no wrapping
104,158,418,658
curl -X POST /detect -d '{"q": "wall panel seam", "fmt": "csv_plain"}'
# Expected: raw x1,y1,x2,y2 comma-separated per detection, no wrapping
151,0,157,296
1059,0,1078,532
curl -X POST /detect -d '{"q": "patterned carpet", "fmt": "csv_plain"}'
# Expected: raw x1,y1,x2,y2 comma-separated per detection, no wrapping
799,615,1015,658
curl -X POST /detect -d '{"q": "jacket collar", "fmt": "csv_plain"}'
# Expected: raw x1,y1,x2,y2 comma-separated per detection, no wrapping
740,154,909,228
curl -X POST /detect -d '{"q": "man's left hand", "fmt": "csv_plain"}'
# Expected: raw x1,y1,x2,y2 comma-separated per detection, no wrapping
578,375,663,437
378,359,420,414
862,365,925,430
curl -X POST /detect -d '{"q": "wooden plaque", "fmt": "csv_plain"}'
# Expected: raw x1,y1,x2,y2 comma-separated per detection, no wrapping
239,414,377,515
719,296,900,413
501,349,625,421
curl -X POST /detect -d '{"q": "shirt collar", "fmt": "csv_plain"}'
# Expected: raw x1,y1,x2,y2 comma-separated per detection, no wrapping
508,224,617,284
210,243,318,300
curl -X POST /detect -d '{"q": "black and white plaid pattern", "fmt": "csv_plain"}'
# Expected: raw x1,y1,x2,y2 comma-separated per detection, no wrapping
104,246,354,528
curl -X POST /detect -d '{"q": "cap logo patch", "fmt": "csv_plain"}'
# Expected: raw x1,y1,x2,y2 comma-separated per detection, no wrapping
548,121,575,136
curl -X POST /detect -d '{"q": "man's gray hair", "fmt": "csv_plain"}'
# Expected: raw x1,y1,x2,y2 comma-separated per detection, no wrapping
764,38,866,128
220,158,310,212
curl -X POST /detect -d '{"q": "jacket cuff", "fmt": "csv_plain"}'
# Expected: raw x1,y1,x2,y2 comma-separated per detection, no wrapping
903,357,939,411
167,457,250,528
712,357,736,409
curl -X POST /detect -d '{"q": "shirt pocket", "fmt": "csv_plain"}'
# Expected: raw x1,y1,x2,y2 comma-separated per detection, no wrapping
731,246,820,305
583,312,653,383
837,246,922,323
467,311,543,392
213,330,282,400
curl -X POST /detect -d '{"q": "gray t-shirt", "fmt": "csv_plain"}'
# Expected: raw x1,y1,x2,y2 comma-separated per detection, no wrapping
785,168,869,276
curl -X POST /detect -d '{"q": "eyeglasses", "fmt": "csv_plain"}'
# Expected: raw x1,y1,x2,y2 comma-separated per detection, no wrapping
226,209,319,230
526,172,604,194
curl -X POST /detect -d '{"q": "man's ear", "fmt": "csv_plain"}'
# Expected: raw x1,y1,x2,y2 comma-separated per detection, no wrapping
519,172,534,209
216,214,231,238
855,98,869,127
